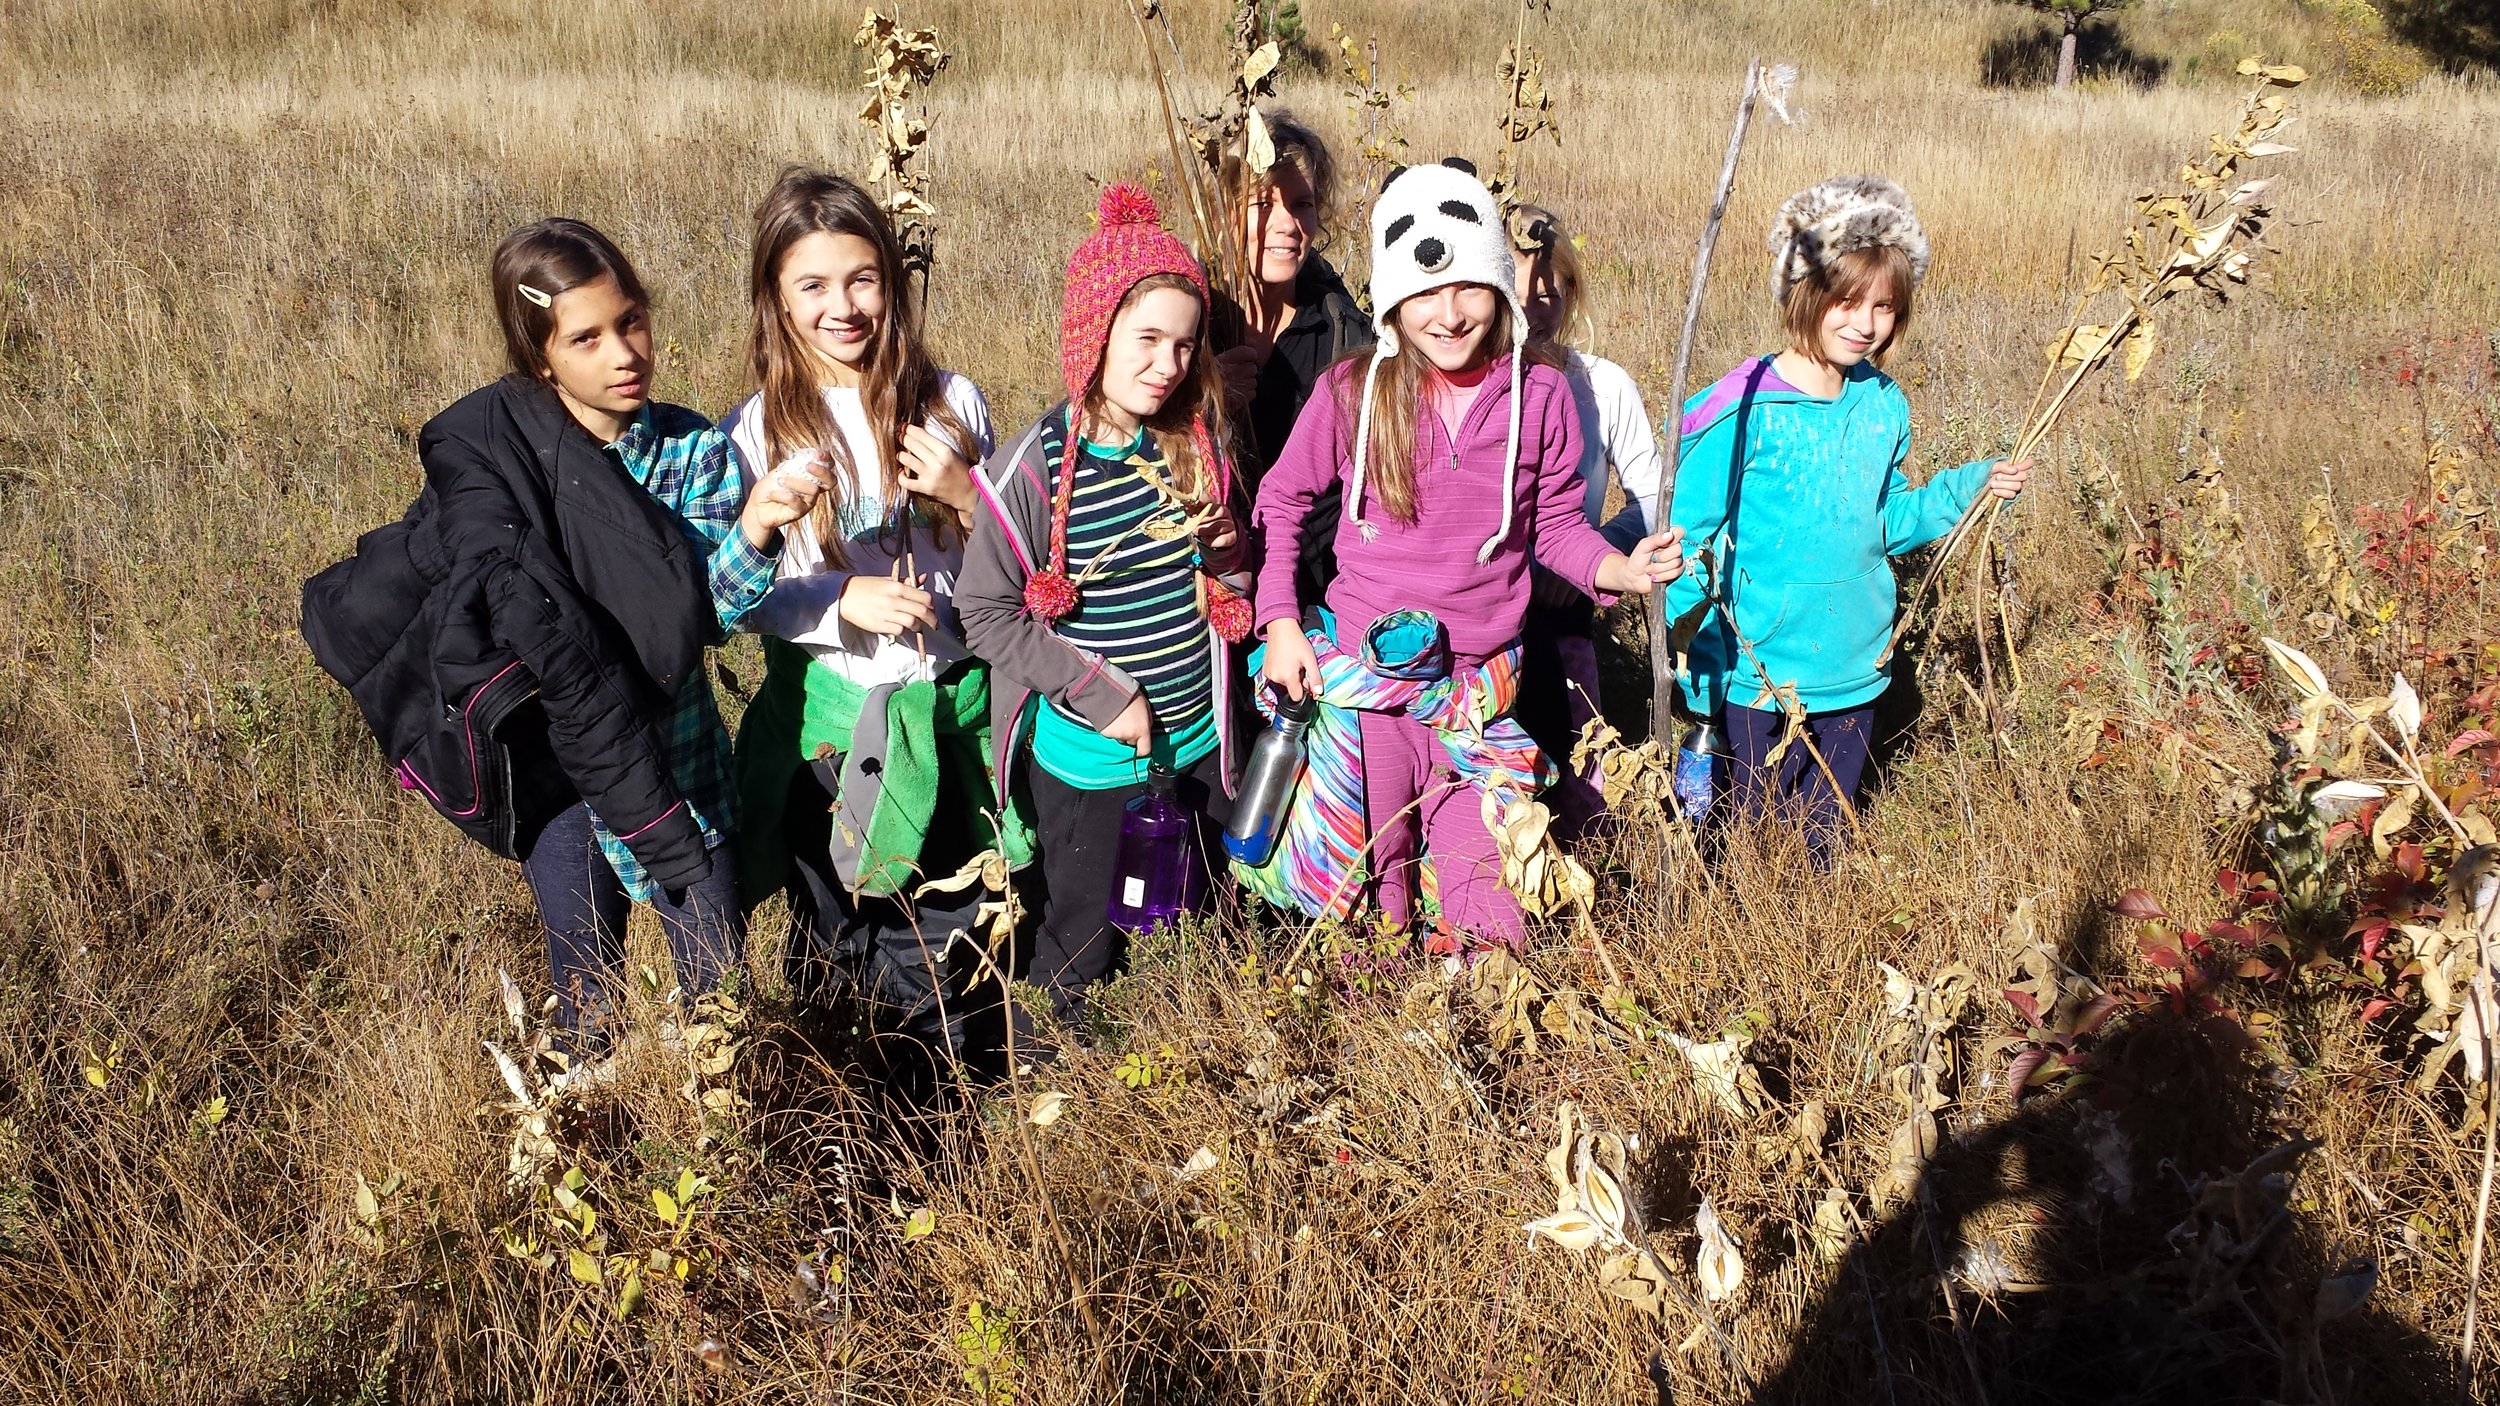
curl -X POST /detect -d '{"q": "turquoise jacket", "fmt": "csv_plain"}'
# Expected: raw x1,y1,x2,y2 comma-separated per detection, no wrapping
1663,356,1992,716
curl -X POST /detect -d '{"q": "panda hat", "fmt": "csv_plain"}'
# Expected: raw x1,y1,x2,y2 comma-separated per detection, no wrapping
1350,157,1527,563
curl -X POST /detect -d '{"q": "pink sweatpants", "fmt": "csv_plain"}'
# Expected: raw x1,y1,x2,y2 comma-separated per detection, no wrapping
1358,709,1526,951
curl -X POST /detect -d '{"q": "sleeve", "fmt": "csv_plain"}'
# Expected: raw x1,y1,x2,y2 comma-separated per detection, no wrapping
1248,372,1347,634
1526,374,1618,600
726,405,853,645
1878,416,1994,556
945,373,999,460
1660,397,1745,658
672,426,775,636
1593,358,1664,547
424,425,709,889
952,434,1143,731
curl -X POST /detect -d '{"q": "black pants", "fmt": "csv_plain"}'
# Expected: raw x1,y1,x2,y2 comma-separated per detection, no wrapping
778,766,993,1110
518,802,744,1055
1724,702,1876,872
1019,746,1230,1028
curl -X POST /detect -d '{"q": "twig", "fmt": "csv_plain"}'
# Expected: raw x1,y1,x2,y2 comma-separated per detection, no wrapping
1649,58,1765,732
1917,1178,1995,1406
2461,879,2500,1403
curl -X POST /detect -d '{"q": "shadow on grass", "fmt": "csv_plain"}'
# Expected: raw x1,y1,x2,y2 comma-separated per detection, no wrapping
1732,931,2458,1404
1981,21,2170,91
2385,0,2500,72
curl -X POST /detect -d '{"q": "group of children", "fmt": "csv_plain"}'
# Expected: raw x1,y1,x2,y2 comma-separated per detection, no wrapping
360,113,2027,1097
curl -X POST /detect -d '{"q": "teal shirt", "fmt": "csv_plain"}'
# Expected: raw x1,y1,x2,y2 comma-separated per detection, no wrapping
1663,357,1993,716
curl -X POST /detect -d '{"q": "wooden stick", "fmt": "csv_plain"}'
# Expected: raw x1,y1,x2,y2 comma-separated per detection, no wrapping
1650,59,1764,735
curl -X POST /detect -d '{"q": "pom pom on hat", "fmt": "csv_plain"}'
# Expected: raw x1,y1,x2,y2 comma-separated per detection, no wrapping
1096,182,1163,229
1059,183,1210,407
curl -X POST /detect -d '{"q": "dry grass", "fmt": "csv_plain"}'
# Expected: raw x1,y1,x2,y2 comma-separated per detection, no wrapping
1,0,2496,1401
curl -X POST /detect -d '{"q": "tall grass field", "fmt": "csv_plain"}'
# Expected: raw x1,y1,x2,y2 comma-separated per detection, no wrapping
2,0,2497,1400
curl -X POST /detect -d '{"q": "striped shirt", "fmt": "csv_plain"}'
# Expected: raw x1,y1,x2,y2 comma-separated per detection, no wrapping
590,403,777,902
1039,418,1213,749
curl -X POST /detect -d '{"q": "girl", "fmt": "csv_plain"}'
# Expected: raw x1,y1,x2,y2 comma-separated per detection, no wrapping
1211,108,1373,609
431,219,827,1071
721,168,1015,1109
955,185,1247,1029
1508,204,1665,832
1247,160,1683,959
1663,176,2028,868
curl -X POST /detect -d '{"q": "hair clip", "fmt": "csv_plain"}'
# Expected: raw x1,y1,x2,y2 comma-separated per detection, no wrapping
516,283,552,308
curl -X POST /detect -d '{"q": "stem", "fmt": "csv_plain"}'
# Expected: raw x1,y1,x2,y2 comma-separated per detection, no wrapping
1651,57,1764,734
2462,885,2500,1404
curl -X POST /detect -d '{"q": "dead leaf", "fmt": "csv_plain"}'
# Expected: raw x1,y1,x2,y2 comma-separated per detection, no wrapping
1695,1198,1743,1302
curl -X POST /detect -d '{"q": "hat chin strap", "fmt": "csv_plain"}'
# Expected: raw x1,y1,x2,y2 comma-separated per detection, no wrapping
1476,317,1526,565
1343,328,1395,544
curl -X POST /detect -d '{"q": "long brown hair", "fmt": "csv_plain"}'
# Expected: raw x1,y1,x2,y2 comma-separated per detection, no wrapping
747,166,972,566
1343,294,1560,524
1077,272,1231,505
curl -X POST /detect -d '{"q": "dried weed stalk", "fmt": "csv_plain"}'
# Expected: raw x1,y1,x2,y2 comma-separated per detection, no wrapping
852,9,951,287
1901,60,2311,730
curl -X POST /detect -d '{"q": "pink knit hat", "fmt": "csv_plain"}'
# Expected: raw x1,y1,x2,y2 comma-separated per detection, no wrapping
1059,183,1210,405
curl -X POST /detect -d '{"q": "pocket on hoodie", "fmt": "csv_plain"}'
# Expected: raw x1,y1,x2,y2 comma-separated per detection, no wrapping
1740,566,1895,703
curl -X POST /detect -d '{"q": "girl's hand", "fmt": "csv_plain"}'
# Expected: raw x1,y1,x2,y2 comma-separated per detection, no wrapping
1261,619,1322,702
1592,528,1686,597
740,453,835,550
1101,693,1153,756
1195,507,1243,574
897,426,978,517
837,565,939,637
1987,458,2033,500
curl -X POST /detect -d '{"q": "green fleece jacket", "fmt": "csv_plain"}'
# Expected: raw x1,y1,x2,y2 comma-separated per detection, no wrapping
1664,356,1994,716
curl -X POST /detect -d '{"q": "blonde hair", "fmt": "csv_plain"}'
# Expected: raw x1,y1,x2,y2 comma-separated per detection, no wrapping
1778,244,1916,367
1511,204,1591,349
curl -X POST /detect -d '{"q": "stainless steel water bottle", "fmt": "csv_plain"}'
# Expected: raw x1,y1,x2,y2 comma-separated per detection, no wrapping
1222,694,1315,866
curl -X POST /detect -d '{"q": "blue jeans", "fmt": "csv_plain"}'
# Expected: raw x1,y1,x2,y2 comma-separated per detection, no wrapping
1724,702,1875,871
519,802,743,1052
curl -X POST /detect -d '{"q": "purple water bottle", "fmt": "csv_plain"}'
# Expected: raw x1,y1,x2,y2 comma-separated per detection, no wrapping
1107,763,1206,934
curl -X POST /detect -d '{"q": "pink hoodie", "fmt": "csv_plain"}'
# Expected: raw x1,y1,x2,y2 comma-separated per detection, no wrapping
1251,353,1616,661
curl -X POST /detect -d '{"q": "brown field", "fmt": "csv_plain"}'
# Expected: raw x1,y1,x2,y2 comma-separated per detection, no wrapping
3,0,2498,1400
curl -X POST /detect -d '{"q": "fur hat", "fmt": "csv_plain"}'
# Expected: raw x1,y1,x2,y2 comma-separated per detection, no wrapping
1767,174,1930,303
1349,158,1526,563
1059,183,1210,405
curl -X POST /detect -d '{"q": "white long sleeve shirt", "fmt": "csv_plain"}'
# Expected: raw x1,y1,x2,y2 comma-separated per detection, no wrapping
721,372,995,688
1562,350,1663,550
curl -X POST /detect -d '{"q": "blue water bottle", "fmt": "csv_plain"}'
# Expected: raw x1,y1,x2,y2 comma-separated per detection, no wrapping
1674,716,1729,823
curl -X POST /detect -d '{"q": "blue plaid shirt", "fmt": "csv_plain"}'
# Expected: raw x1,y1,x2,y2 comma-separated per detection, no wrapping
591,404,778,901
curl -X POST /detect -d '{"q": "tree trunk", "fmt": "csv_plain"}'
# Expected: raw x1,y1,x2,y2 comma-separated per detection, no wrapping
2055,19,2079,89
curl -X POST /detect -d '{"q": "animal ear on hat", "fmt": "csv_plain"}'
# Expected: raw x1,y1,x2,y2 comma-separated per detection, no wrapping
1438,156,1478,176
1379,164,1411,191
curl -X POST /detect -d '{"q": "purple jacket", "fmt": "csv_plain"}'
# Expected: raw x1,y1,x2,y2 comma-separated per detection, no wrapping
1250,353,1616,660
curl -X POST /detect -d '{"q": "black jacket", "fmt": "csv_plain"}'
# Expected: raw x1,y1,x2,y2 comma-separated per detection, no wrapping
302,378,714,889
1239,258,1373,611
